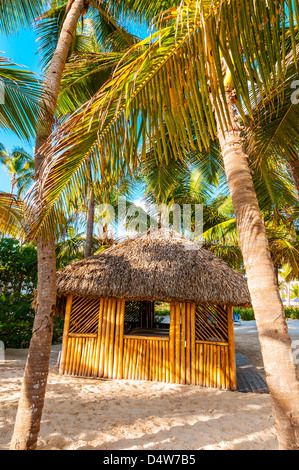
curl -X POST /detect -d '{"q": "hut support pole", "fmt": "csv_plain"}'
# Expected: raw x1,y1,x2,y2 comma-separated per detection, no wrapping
59,295,73,374
227,305,237,390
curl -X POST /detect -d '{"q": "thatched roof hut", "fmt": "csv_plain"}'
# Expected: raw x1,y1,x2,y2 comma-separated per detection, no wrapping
57,228,250,307
58,229,250,391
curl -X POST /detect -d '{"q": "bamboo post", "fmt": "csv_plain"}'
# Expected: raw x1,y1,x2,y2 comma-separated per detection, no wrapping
76,338,83,376
78,338,86,376
99,298,108,377
175,303,181,384
69,338,76,375
94,298,105,376
71,338,79,376
227,305,237,390
205,345,210,388
104,298,112,377
191,303,196,385
113,300,121,379
169,303,176,383
59,295,73,374
124,339,130,379
108,299,117,378
186,303,191,385
118,300,125,379
199,343,204,386
180,303,186,384
145,340,149,381
217,345,221,388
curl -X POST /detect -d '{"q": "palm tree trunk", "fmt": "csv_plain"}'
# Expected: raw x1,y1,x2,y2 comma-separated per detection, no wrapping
85,186,95,258
10,0,85,450
216,89,299,450
10,173,15,195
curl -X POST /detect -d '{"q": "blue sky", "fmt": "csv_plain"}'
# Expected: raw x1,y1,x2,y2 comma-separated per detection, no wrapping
0,19,149,194
0,27,40,191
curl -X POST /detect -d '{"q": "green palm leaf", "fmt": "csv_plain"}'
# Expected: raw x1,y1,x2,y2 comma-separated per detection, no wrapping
27,0,299,239
0,57,40,140
0,0,45,34
0,192,23,237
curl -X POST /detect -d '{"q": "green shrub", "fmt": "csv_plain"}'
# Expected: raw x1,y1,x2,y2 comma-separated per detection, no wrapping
284,307,299,320
234,306,299,321
0,293,64,349
0,239,64,349
233,307,255,321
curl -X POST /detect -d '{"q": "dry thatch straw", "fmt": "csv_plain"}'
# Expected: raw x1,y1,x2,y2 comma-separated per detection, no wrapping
57,228,251,306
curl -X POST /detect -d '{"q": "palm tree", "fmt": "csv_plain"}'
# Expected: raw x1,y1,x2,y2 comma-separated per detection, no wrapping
32,1,299,449
9,0,157,450
0,145,33,195
291,284,299,300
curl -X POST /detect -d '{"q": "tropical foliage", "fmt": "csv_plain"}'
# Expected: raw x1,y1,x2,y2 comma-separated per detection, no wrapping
27,0,299,239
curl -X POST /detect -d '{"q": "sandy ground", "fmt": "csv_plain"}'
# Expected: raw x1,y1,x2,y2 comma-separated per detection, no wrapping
1,321,299,451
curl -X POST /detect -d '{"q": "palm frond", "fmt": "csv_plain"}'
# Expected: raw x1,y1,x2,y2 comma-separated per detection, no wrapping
0,57,40,140
0,0,44,34
27,0,299,239
0,193,23,237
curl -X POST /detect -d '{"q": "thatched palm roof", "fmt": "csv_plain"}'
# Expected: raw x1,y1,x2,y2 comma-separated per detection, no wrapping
57,229,251,306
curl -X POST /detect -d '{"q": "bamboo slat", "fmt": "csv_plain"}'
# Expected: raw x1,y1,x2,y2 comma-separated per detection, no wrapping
99,298,108,377
169,303,176,383
191,303,196,385
108,299,117,378
180,303,186,385
59,295,73,374
118,300,125,379
71,338,79,376
123,335,169,341
186,303,191,385
175,303,181,384
227,306,237,390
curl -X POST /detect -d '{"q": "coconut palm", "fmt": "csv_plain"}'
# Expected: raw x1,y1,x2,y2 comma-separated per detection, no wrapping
291,284,299,300
31,1,299,449
9,0,166,450
0,145,33,195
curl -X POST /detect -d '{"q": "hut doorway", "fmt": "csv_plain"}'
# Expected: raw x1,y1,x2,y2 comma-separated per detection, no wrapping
59,295,237,390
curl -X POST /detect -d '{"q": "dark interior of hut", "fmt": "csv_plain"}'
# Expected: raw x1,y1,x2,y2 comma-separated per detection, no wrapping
124,301,170,337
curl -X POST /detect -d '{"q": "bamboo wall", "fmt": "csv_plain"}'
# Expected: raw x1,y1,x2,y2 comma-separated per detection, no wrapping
60,295,237,390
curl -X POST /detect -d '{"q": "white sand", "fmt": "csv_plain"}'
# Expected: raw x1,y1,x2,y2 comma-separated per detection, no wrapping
1,321,298,451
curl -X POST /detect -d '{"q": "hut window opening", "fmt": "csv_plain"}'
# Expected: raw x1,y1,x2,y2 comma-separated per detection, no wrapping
68,295,101,334
124,301,170,337
195,304,229,343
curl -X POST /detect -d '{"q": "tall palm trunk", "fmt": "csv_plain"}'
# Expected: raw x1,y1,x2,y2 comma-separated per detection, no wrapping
216,88,299,450
10,173,16,195
10,0,85,450
85,160,95,258
85,186,95,258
